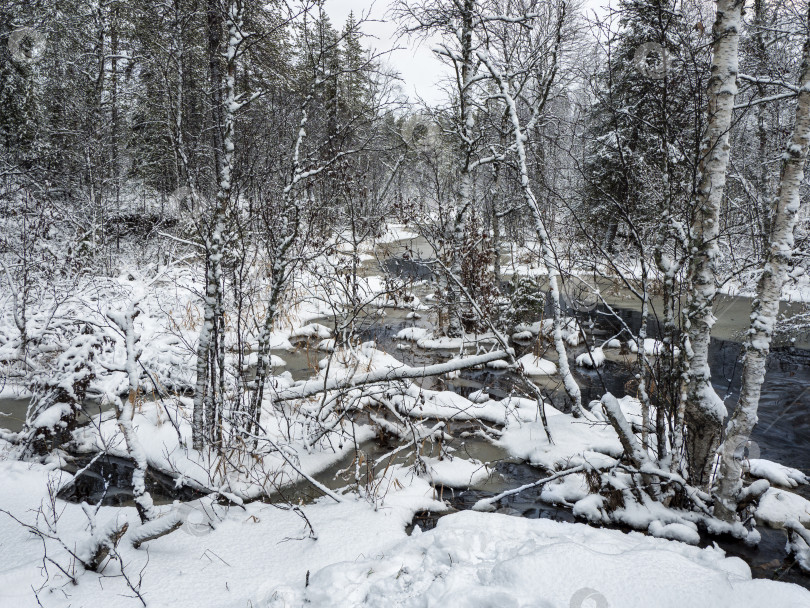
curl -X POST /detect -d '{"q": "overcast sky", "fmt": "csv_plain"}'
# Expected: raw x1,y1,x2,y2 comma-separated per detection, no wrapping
323,0,609,105
323,0,444,104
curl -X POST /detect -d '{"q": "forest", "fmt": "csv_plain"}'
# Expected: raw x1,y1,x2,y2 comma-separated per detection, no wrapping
1,0,810,606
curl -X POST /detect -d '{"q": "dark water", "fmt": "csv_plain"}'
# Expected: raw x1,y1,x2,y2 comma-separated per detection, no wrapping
590,302,810,482
373,258,810,589
58,454,205,506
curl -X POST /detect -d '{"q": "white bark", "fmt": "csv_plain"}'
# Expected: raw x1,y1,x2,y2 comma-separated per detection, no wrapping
714,29,810,521
447,0,477,338
130,511,184,549
106,305,157,524
478,18,584,416
248,98,311,435
273,349,510,402
602,393,650,469
681,0,744,488
194,0,242,450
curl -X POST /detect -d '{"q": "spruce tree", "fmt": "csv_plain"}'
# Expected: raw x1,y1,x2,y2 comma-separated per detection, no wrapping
583,0,698,250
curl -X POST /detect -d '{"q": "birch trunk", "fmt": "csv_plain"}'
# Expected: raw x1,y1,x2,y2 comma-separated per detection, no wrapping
714,26,810,522
480,49,584,417
491,160,502,285
446,0,476,338
680,0,744,488
193,0,240,450
248,98,310,436
108,306,157,524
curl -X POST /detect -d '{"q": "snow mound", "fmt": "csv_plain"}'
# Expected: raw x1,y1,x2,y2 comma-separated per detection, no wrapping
316,338,336,352
290,323,332,340
423,456,490,488
628,338,680,357
498,408,621,470
243,353,286,368
749,459,808,488
395,327,429,341
576,347,606,368
300,511,810,607
589,395,645,428
515,317,580,346
486,359,512,370
377,223,418,243
416,336,466,350
757,487,810,527
468,389,489,404
516,353,557,376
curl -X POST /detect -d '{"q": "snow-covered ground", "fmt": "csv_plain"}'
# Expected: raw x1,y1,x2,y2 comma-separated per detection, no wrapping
299,510,810,608
1,456,808,608
3,224,810,606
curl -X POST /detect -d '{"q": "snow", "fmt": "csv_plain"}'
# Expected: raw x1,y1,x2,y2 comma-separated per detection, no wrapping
576,346,606,368
290,322,332,340
243,352,287,368
468,389,489,403
628,338,679,356
376,223,418,243
749,459,809,488
589,395,645,428
720,270,810,303
516,353,557,376
514,317,580,346
391,386,506,424
316,338,336,352
648,520,702,545
6,456,805,608
486,359,512,370
395,326,429,341
0,458,446,608
394,331,499,350
69,390,377,500
32,402,72,428
416,336,466,349
294,511,810,608
497,408,622,471
422,456,491,488
3,201,810,606
757,487,810,527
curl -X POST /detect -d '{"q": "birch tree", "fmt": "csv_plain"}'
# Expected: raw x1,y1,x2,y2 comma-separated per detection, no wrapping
394,0,480,337
477,1,586,415
246,10,397,437
680,0,746,488
193,0,248,450
104,304,158,524
714,10,810,522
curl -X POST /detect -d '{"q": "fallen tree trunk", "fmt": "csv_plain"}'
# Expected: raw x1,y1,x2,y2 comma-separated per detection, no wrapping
273,349,510,402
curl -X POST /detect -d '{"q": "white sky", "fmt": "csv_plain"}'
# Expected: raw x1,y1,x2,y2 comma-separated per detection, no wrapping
323,0,609,105
323,0,445,104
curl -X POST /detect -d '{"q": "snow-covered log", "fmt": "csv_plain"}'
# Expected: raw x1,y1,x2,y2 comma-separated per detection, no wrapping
129,512,184,549
80,519,129,572
273,349,509,402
